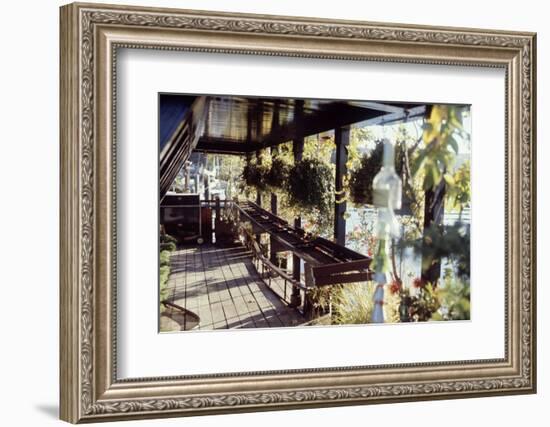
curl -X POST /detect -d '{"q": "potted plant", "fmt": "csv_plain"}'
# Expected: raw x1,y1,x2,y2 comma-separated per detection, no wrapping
287,158,334,217
265,156,290,191
241,161,269,192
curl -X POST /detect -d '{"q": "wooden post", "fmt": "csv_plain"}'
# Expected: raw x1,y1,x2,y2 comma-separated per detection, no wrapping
290,109,304,307
184,162,190,192
255,150,262,207
203,174,210,201
270,147,279,265
255,150,262,243
303,263,315,320
334,127,350,246
214,196,221,239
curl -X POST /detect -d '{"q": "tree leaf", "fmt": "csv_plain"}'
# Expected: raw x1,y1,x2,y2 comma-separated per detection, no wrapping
443,173,456,186
430,165,442,187
447,135,459,154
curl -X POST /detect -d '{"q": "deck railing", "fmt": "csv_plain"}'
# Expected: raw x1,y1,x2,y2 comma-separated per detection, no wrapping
200,198,373,319
238,224,309,313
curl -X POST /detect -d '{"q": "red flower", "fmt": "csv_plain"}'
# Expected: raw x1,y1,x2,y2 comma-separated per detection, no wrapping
412,277,426,288
389,280,401,294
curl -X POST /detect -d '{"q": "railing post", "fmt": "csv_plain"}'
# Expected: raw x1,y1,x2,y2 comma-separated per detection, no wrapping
290,115,304,308
270,146,279,267
214,196,221,238
290,251,302,308
303,263,315,319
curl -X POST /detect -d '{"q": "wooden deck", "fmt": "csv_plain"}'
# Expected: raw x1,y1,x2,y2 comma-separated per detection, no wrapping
161,243,305,331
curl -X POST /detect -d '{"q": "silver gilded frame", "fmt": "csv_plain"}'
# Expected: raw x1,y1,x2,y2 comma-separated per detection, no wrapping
60,2,536,423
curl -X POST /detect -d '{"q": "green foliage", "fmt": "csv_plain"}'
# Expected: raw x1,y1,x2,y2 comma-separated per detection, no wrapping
287,158,334,219
307,286,334,317
160,233,177,245
400,283,440,322
159,232,176,307
399,222,470,280
348,142,383,205
346,127,375,171
159,250,171,267
215,154,246,199
445,161,471,212
241,161,269,192
433,270,471,321
172,175,185,193
413,105,466,191
264,156,290,190
304,133,336,164
160,241,176,252
159,265,171,302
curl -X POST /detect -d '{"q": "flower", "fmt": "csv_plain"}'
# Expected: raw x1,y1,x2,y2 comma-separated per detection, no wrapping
389,280,401,295
412,277,426,288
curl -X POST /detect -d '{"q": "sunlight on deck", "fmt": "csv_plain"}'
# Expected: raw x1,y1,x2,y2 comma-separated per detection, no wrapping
161,243,304,331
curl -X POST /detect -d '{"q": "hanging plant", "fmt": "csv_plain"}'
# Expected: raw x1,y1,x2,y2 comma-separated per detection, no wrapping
241,161,269,192
348,140,406,206
287,158,334,217
264,157,290,191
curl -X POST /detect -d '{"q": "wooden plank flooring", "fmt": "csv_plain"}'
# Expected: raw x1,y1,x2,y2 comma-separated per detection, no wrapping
162,243,304,331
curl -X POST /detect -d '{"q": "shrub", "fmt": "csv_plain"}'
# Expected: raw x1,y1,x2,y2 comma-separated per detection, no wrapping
159,233,176,309
331,282,376,325
160,241,176,252
160,233,177,245
433,275,470,321
159,250,171,267
159,265,171,302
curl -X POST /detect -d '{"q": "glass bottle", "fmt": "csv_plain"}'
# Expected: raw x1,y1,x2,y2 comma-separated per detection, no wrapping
372,139,402,239
370,139,403,323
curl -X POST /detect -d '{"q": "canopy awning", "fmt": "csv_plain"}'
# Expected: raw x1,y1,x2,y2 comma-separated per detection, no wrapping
159,93,426,198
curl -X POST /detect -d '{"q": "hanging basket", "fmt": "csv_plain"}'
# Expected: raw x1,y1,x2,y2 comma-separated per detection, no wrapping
241,162,269,192
265,157,290,191
287,158,334,216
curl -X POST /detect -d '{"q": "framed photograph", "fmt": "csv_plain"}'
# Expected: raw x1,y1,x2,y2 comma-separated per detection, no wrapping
60,2,537,423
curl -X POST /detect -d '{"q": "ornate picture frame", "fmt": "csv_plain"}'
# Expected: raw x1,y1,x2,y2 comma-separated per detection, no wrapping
59,2,536,423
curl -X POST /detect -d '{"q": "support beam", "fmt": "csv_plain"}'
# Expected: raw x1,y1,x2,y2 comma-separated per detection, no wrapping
258,102,379,151
270,147,279,266
256,150,262,244
203,174,210,201
334,127,350,246
358,105,426,128
194,138,260,155
184,162,191,192
290,121,304,308
255,150,262,207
